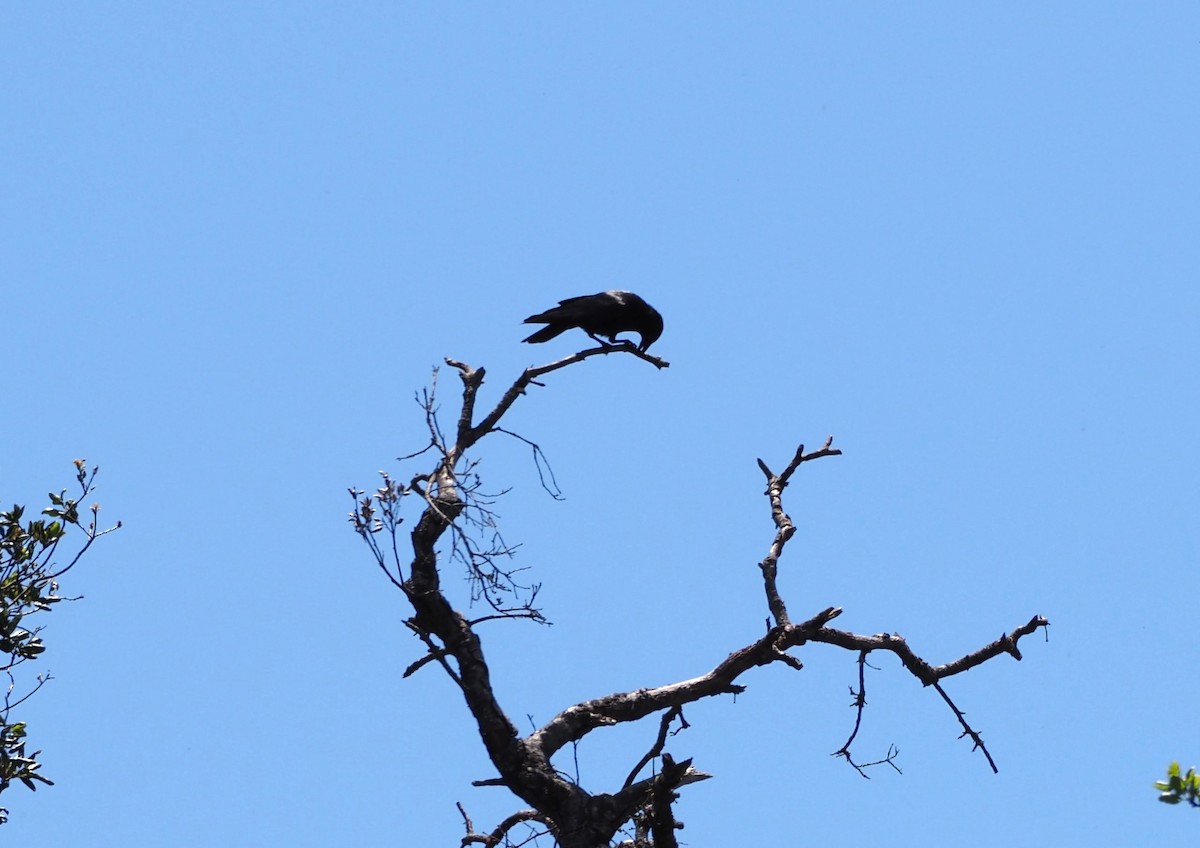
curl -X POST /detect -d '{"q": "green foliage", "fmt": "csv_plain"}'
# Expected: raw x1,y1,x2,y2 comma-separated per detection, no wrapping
0,461,117,825
1155,761,1200,808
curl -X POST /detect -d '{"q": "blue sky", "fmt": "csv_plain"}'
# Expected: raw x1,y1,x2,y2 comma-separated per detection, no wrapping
3,3,1198,844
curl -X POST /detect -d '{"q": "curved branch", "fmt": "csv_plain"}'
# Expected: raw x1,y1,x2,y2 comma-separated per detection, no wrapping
459,807,555,847
457,345,668,450
804,614,1051,685
622,706,687,789
530,608,842,759
529,607,1048,766
397,352,671,823
756,437,842,626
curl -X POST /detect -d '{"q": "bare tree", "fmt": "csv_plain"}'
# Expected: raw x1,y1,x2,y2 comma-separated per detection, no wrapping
350,344,1049,848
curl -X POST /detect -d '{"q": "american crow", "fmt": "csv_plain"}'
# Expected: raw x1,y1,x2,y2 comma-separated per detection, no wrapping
521,291,663,352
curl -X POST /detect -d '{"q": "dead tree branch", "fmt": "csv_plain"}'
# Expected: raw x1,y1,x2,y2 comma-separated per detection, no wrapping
459,803,555,847
756,437,843,626
352,346,1048,847
622,707,687,790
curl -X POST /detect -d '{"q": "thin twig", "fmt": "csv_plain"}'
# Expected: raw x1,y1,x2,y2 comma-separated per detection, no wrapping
933,681,998,773
622,706,686,789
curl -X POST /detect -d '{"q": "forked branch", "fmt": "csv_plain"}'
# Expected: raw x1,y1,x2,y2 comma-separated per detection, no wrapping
353,349,1048,847
756,437,843,626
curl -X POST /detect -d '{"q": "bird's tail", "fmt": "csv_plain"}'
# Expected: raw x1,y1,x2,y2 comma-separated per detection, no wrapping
521,324,568,344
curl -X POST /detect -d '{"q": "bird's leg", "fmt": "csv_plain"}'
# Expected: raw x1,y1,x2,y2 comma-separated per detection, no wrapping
587,332,619,348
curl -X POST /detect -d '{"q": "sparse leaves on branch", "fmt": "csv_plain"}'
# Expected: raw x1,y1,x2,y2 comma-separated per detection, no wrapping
0,461,119,825
1156,761,1200,808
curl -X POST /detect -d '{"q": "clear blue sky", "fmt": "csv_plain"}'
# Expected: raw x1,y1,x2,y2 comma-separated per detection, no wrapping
3,3,1198,844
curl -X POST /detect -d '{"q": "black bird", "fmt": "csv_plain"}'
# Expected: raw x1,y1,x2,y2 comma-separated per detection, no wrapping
521,291,663,352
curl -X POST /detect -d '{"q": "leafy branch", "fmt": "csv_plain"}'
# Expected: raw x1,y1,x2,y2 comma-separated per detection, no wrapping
1156,761,1200,807
0,461,119,824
